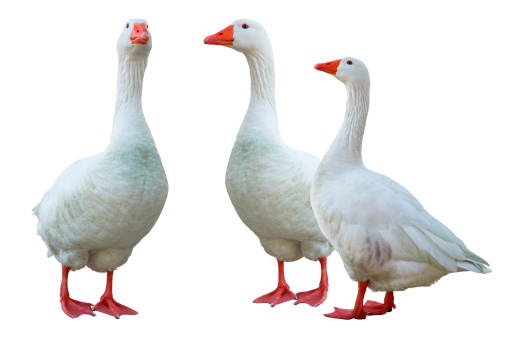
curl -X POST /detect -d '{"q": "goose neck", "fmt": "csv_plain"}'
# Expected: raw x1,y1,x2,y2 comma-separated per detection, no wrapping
245,50,276,110
114,53,147,110
326,82,370,166
108,53,152,150
240,49,281,140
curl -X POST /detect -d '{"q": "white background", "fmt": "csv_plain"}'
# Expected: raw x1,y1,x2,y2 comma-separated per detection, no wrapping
1,0,505,336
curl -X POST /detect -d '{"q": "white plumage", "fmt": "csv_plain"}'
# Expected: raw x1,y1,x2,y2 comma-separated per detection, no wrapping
311,57,490,319
205,19,332,307
33,18,168,318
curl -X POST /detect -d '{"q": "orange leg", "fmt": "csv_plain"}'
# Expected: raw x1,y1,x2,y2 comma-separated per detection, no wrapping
93,271,138,319
294,257,328,307
324,281,368,320
59,265,95,319
325,281,396,320
253,260,296,307
364,291,396,315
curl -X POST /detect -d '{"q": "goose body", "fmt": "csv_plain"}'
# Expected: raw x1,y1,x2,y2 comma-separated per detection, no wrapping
227,135,328,261
34,19,168,318
311,57,490,319
313,164,488,291
35,139,167,272
205,19,332,307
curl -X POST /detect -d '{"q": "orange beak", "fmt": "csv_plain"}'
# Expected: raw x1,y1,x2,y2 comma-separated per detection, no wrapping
314,59,341,75
131,23,149,44
204,25,234,45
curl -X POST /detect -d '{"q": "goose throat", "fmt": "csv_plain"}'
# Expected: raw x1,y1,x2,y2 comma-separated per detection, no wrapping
246,51,276,112
335,83,370,160
115,54,148,111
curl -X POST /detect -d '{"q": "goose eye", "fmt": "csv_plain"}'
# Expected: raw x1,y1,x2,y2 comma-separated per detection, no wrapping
242,24,249,29
126,23,129,29
347,60,353,65
146,24,148,28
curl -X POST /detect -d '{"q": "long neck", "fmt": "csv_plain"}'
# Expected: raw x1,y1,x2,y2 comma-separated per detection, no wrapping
238,47,281,141
324,82,370,167
107,53,152,149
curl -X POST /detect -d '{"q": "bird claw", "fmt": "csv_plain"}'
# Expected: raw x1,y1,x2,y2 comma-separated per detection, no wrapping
93,296,138,319
60,297,95,319
253,285,296,307
294,286,328,307
324,306,367,320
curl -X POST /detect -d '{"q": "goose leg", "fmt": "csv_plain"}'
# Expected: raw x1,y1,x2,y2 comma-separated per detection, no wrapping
253,260,296,307
363,291,396,315
93,271,138,319
59,265,95,318
324,281,368,320
294,257,328,307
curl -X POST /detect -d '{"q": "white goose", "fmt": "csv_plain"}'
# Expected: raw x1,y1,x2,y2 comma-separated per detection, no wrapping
204,19,333,307
33,19,168,319
311,57,490,319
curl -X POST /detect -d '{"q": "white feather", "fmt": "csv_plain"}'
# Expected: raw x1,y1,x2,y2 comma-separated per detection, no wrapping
311,57,490,292
211,19,333,262
34,18,168,272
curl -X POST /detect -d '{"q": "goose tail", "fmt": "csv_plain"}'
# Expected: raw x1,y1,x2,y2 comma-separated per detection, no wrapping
457,258,491,274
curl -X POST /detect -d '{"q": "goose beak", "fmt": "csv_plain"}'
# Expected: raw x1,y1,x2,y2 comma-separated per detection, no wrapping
204,25,234,45
131,23,149,44
314,59,341,75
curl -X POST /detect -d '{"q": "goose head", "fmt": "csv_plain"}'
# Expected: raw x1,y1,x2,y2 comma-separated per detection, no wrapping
315,57,369,86
204,19,271,54
117,18,152,57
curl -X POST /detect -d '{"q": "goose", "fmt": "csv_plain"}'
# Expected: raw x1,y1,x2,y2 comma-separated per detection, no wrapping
311,57,490,319
204,19,333,307
33,18,168,319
